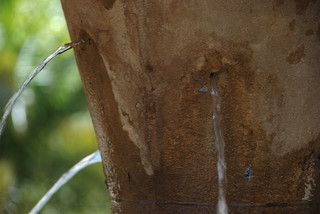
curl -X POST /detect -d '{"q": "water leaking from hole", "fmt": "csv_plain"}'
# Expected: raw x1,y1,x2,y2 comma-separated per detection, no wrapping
0,40,84,139
210,73,228,214
29,150,102,214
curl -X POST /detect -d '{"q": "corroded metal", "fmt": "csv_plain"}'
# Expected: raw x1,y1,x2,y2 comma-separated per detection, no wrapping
61,0,320,213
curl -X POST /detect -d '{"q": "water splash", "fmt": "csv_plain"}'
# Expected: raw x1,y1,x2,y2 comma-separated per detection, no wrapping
0,41,83,139
29,150,102,214
211,75,228,214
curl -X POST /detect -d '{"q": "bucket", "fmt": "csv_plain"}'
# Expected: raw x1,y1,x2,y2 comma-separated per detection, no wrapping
61,0,320,213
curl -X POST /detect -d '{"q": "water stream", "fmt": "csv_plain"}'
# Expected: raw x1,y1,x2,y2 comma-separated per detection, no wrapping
211,75,228,214
29,150,102,214
0,41,83,138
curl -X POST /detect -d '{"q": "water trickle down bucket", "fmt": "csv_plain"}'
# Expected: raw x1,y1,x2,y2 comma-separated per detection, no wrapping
211,73,228,214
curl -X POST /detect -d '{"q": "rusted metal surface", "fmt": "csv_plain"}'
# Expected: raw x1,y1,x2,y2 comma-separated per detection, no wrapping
61,0,320,213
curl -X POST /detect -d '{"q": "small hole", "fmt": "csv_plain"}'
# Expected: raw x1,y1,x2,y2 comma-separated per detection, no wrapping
127,172,131,181
99,0,116,10
78,30,95,49
209,73,215,78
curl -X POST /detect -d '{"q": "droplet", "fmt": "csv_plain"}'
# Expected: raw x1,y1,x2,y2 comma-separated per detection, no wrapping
212,112,217,120
211,89,218,97
244,165,253,181
198,85,208,93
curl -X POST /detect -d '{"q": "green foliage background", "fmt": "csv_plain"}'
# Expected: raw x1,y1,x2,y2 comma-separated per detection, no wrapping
0,0,111,213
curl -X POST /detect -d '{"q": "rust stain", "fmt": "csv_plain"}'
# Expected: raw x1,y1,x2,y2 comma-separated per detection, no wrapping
201,36,266,202
294,0,311,15
205,50,223,71
201,35,315,204
74,30,156,200
305,29,314,36
286,44,305,64
289,19,296,32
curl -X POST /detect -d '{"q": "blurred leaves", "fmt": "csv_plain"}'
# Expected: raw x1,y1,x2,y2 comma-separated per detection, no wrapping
0,0,110,213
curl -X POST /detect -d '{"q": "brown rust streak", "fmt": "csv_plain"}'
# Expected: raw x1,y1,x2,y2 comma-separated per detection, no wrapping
216,41,264,202
206,35,313,203
74,30,156,201
286,44,305,64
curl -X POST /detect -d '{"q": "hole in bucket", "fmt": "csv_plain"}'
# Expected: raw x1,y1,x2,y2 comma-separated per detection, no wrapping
78,30,94,48
98,0,116,10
